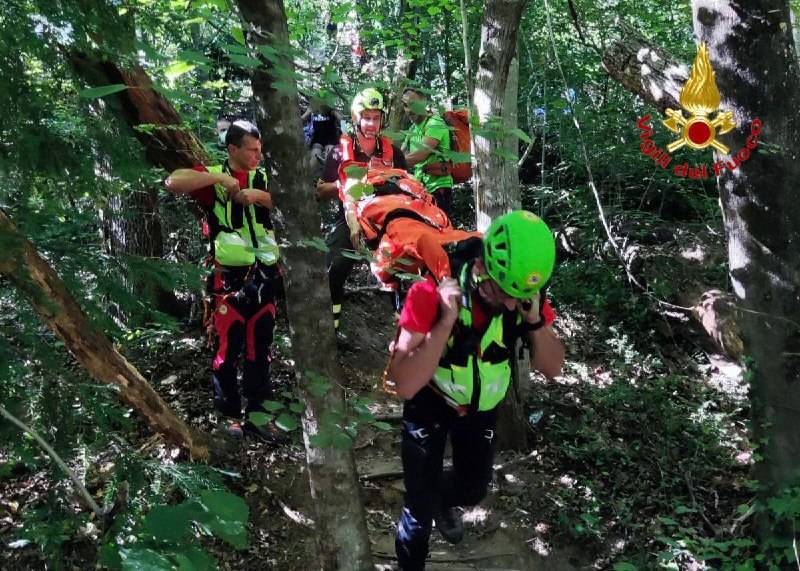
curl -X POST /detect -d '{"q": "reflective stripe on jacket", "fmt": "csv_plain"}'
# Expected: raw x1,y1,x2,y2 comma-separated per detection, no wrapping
432,264,519,412
206,163,279,267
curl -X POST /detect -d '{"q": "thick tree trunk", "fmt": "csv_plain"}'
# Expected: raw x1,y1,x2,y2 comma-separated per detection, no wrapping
601,21,688,113
472,3,531,451
472,0,528,231
100,186,184,318
606,7,800,543
235,1,374,569
493,53,530,451
70,52,208,316
691,0,800,514
0,209,210,460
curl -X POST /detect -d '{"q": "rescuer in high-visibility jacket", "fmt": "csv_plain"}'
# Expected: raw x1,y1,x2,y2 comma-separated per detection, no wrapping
316,88,408,332
166,120,283,443
387,211,566,570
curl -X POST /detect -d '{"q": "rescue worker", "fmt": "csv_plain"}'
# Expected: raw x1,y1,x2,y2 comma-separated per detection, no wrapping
316,88,408,331
388,211,566,570
401,88,454,216
165,120,282,442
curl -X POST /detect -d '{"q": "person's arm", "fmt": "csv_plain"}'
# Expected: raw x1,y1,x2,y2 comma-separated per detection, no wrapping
518,296,565,379
405,136,441,167
233,188,272,209
341,182,363,248
316,150,341,201
166,168,239,198
529,327,565,379
393,147,409,172
389,279,461,400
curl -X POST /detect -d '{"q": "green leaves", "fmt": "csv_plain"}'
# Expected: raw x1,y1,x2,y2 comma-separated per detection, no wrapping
306,371,332,398
119,545,215,571
342,164,369,179
275,412,299,432
297,237,329,252
261,400,285,413
247,411,274,426
79,84,128,99
120,547,174,571
231,27,245,45
509,127,532,144
117,489,248,571
142,504,197,543
226,54,262,69
198,490,249,549
164,61,197,81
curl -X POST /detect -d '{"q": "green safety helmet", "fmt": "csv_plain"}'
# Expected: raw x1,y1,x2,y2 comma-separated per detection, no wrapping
351,87,385,121
483,210,556,299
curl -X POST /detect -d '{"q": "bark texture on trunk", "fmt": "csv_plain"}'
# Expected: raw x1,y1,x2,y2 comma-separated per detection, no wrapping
0,209,210,460
235,1,374,569
70,50,207,316
472,0,528,232
690,1,800,499
493,53,530,451
69,52,209,172
601,21,688,112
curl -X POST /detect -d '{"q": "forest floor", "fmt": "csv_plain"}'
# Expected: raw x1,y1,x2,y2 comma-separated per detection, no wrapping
1,249,753,570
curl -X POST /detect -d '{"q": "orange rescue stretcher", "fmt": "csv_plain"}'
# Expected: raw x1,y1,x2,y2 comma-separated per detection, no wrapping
339,166,479,288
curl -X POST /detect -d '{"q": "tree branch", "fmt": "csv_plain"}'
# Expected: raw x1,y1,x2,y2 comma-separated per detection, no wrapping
600,20,687,112
0,405,105,518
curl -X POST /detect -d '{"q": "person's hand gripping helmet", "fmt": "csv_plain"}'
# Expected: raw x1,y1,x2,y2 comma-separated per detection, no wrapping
483,210,556,299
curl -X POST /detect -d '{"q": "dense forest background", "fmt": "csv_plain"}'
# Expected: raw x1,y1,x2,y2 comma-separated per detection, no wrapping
1,0,799,569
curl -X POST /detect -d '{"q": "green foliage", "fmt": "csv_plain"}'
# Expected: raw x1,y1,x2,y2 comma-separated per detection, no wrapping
79,84,129,98
0,0,784,567
18,506,90,568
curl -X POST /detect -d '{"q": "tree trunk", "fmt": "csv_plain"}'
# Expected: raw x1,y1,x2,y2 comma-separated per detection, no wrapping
69,52,209,173
70,51,208,317
601,21,688,113
471,0,528,232
0,209,211,460
99,185,184,318
690,0,800,528
235,1,374,569
492,52,530,451
459,0,475,106
386,0,418,133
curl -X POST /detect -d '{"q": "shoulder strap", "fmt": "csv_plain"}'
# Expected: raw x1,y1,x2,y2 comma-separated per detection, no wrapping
219,161,244,229
250,168,273,229
380,136,394,163
340,134,356,162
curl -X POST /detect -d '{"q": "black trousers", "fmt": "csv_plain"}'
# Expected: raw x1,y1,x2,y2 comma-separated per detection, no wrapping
325,220,357,325
210,265,278,417
431,187,453,218
395,388,497,570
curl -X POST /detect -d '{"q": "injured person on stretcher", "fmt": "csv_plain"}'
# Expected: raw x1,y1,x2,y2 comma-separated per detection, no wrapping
338,164,479,290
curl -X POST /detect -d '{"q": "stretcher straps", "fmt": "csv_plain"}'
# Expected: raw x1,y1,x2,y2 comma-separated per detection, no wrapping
369,208,442,250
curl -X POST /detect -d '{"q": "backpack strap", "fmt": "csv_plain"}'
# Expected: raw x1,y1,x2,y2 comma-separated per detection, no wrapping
251,169,273,229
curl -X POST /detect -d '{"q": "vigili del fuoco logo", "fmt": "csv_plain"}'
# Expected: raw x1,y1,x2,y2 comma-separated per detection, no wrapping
636,43,763,179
